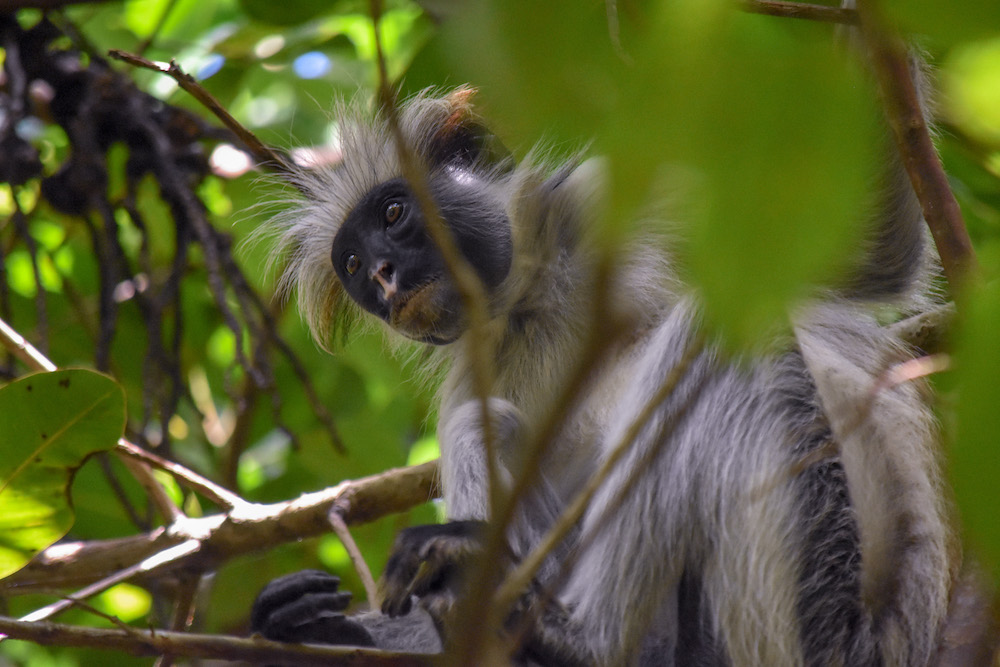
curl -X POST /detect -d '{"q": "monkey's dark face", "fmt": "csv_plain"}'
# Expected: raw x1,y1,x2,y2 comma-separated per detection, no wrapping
331,176,513,344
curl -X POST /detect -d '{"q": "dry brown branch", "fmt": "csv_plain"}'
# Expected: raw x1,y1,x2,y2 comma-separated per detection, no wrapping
0,318,56,372
854,1,978,291
443,261,633,664
116,453,185,523
0,616,439,666
154,573,202,667
115,439,243,510
1,461,439,595
16,540,201,624
329,508,378,605
106,50,292,176
742,0,859,24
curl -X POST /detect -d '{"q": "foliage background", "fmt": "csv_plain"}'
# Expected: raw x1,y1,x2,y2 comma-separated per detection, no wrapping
0,0,999,664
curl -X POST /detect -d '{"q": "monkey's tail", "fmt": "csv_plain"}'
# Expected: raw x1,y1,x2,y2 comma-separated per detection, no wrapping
838,3,938,306
797,313,955,665
841,141,934,303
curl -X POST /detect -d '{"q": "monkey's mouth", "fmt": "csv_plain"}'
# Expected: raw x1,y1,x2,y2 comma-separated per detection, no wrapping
389,279,460,344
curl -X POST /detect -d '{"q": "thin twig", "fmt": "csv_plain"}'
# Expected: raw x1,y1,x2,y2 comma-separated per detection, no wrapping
116,439,244,510
8,200,48,354
742,0,859,24
0,317,56,371
116,452,185,523
329,507,378,604
136,0,181,55
15,540,201,625
447,259,632,665
154,573,203,667
107,50,292,176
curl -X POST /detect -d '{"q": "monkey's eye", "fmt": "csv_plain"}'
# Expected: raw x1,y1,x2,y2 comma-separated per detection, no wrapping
344,254,361,276
384,201,403,225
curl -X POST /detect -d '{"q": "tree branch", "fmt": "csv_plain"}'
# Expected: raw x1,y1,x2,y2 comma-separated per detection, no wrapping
854,0,978,291
0,0,116,9
1,461,439,594
106,50,292,177
0,616,438,666
742,0,859,24
0,316,240,511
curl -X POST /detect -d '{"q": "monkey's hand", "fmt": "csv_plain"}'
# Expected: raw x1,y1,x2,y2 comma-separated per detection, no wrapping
380,520,487,626
251,570,375,647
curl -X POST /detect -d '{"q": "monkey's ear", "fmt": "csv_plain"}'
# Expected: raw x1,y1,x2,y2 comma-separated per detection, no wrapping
427,87,511,171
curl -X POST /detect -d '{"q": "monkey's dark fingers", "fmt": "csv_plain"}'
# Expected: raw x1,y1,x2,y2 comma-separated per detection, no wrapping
257,595,375,646
380,567,419,617
381,521,487,617
251,570,348,633
381,544,425,617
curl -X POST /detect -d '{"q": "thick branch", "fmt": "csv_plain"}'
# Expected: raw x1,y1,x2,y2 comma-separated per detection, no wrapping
1,461,439,594
0,616,437,666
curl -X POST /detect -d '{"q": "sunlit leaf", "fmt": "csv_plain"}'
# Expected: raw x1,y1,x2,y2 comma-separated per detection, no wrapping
0,370,126,579
942,37,1000,145
318,534,351,570
406,434,440,466
94,583,152,622
6,250,36,297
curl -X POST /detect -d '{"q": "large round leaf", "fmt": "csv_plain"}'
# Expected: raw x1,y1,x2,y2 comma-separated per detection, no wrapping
0,370,126,579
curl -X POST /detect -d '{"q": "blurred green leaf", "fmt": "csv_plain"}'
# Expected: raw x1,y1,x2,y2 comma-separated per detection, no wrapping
942,36,1000,145
883,0,1000,46
949,277,1000,579
448,0,875,345
241,0,332,26
93,583,152,622
407,434,440,466
0,370,126,579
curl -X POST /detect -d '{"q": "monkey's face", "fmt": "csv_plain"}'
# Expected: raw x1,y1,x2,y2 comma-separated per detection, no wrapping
331,176,512,344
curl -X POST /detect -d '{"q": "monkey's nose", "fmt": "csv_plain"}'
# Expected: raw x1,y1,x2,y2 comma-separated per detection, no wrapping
370,260,397,301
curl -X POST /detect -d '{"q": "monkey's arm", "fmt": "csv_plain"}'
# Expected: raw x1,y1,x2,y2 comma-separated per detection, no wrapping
378,399,524,629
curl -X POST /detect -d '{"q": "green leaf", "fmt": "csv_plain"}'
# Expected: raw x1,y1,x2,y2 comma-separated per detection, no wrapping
448,0,876,347
942,37,1000,146
240,0,335,26
0,370,126,579
949,279,1000,578
883,0,1000,46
